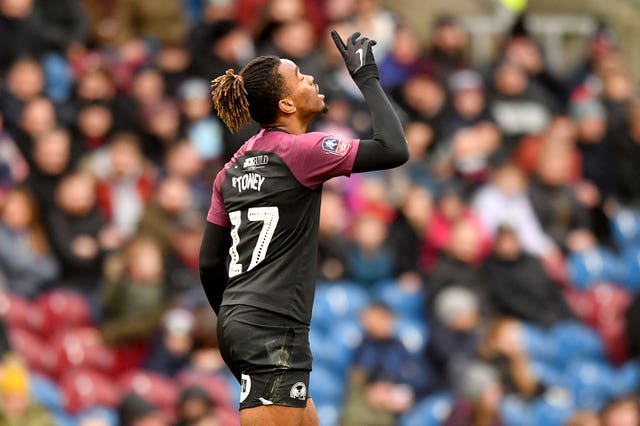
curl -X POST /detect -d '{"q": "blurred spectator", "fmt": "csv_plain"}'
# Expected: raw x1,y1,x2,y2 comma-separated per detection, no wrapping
514,114,580,180
443,361,505,426
84,132,156,239
472,162,556,258
177,78,223,162
32,0,88,54
75,100,115,150
0,0,46,76
489,60,556,159
189,19,252,82
145,307,194,377
426,15,469,80
566,410,602,426
421,183,491,270
379,22,431,91
528,141,592,252
1,57,46,125
612,98,640,206
426,218,491,311
140,98,184,165
118,392,169,426
600,396,640,426
163,140,208,212
426,286,482,386
0,358,55,426
45,172,109,299
500,19,566,107
387,185,432,280
174,385,218,426
627,293,640,360
138,175,195,251
483,224,573,328
0,186,58,298
114,0,187,46
346,212,393,287
0,113,28,193
100,235,167,346
317,189,350,282
341,302,434,425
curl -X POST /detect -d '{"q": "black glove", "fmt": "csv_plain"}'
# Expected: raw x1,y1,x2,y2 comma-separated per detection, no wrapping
330,30,379,83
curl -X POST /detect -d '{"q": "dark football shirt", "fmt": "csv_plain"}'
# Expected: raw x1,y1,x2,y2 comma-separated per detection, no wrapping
207,129,360,324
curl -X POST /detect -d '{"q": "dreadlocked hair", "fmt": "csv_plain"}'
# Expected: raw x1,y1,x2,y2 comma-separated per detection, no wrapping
210,55,285,132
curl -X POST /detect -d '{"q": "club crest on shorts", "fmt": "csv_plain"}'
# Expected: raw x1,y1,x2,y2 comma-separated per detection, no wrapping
240,374,251,403
321,136,350,156
289,382,307,400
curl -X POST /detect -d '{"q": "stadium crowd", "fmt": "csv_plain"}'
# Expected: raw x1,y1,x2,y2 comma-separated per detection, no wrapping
0,0,639,425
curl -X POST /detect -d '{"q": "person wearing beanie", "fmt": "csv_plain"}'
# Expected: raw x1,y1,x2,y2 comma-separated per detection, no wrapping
174,385,219,426
117,392,169,426
0,359,55,426
443,361,505,426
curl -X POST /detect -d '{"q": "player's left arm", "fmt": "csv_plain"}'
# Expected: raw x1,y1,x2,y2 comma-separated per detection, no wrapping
199,222,231,315
331,31,409,173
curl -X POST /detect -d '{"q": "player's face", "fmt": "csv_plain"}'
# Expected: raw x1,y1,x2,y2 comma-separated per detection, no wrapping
278,59,325,116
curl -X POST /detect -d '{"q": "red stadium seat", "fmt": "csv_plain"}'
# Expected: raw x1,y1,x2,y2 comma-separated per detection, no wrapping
36,290,93,335
60,368,121,414
7,326,55,377
0,291,44,332
49,327,115,379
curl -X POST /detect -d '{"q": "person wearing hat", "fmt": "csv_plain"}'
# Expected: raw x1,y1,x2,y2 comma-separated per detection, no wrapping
118,392,169,426
0,359,55,426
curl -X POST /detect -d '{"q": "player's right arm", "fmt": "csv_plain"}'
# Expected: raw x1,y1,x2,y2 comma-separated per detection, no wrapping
330,31,409,173
200,171,231,315
199,222,231,315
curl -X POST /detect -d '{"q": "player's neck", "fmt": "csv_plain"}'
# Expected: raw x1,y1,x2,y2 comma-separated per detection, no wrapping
264,116,311,135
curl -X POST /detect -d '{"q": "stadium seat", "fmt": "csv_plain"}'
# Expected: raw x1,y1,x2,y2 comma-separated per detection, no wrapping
530,389,575,426
30,373,64,414
49,327,116,379
622,246,640,293
567,247,626,289
74,406,118,426
36,289,93,335
118,370,178,418
372,280,425,320
0,291,44,331
399,392,453,426
394,318,428,355
499,394,534,426
309,363,345,407
521,323,557,363
564,359,615,410
609,360,640,397
60,368,121,414
312,282,369,332
315,403,341,426
8,326,55,376
610,208,640,248
52,411,76,426
549,321,605,365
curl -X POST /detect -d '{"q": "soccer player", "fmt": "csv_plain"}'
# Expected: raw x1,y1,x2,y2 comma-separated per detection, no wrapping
199,31,408,426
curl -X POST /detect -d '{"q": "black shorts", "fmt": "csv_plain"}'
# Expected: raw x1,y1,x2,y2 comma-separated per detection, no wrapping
217,304,313,410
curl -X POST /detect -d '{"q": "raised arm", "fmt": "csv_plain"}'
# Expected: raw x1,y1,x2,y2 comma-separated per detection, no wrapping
330,31,409,173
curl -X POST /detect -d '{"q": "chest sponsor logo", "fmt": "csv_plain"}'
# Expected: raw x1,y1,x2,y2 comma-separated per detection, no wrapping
321,136,350,156
243,155,269,170
232,173,266,193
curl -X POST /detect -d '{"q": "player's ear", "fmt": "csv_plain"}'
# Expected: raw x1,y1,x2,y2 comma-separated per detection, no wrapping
278,98,296,115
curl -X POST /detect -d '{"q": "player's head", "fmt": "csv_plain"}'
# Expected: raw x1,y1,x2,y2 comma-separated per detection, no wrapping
211,55,325,132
